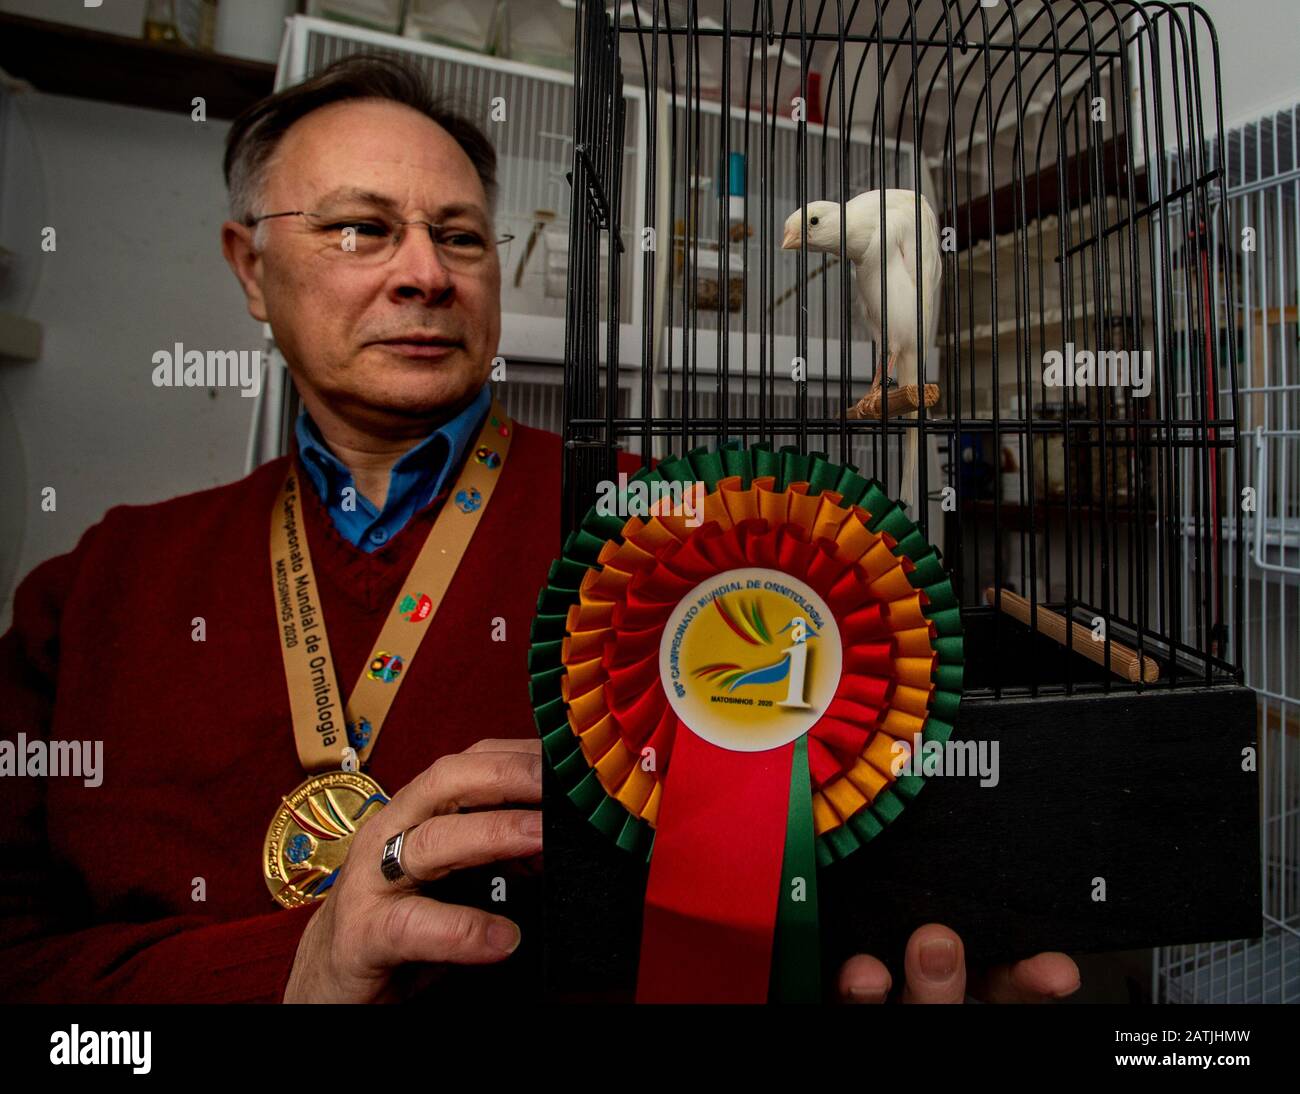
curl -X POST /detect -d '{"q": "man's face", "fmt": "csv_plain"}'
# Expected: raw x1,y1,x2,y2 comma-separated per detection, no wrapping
228,98,500,426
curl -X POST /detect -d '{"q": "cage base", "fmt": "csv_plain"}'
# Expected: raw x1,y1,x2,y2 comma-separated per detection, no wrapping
543,682,1260,1000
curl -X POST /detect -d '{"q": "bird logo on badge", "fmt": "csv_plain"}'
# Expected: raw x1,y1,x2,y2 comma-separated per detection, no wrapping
367,652,403,683
474,445,501,469
691,596,820,698
455,487,483,513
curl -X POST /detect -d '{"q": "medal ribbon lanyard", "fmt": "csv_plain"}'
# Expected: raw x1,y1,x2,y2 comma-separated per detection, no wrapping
270,399,513,772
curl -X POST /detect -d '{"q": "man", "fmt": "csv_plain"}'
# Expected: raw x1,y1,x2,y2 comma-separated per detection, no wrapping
0,55,551,1004
0,54,1076,1004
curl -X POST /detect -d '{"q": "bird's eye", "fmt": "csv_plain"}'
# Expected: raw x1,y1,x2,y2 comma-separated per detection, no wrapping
810,216,819,225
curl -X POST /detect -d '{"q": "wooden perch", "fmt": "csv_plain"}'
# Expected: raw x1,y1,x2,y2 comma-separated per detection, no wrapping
985,587,1160,684
846,382,939,420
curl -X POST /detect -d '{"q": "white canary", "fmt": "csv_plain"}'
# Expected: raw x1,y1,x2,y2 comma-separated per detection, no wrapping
782,189,942,513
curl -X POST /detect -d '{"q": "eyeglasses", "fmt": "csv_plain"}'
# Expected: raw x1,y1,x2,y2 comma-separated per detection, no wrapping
249,210,514,270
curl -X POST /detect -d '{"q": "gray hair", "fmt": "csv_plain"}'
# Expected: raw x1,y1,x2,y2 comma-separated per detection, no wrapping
224,54,498,241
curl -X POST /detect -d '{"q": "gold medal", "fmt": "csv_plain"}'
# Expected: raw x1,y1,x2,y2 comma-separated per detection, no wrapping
263,770,390,908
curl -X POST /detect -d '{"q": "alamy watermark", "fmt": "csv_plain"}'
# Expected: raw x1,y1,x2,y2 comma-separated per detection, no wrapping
594,473,705,527
890,732,1000,788
1042,341,1152,398
151,343,262,398
50,1025,150,1075
0,733,102,787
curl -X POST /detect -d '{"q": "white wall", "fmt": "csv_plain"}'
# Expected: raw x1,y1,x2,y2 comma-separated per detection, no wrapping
1190,0,1300,132
0,88,263,627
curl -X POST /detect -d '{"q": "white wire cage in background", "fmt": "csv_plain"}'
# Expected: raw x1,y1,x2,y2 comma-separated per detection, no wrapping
1157,102,1300,1005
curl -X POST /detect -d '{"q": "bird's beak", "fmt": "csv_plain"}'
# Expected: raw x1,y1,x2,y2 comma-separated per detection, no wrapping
781,224,800,250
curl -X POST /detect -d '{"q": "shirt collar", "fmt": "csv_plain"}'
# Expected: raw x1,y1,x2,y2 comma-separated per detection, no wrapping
294,382,492,520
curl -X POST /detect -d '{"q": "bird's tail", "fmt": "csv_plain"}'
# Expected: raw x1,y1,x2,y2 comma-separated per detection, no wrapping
893,344,921,513
900,427,919,513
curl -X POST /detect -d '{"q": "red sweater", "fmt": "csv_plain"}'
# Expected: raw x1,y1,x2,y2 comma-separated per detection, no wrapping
0,420,639,1003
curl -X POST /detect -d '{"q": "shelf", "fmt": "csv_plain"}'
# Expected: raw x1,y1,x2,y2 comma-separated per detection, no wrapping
964,306,1067,351
0,13,275,120
959,195,1127,273
946,136,1148,249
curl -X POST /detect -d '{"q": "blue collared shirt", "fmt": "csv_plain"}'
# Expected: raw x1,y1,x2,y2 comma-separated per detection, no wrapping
294,383,491,551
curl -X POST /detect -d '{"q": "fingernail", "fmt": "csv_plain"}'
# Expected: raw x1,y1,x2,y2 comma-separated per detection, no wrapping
488,921,521,955
844,984,887,1003
524,811,543,837
919,938,958,980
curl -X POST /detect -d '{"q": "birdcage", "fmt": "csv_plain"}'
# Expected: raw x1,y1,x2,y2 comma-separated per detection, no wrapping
548,0,1261,997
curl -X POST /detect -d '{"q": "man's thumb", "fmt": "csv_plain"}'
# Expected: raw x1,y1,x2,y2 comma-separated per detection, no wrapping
902,924,966,1003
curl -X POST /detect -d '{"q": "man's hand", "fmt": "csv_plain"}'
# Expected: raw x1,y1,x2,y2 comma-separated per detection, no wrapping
283,738,542,1003
837,923,1080,1003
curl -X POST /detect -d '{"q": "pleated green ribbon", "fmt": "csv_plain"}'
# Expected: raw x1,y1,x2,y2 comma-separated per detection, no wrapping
770,733,821,1002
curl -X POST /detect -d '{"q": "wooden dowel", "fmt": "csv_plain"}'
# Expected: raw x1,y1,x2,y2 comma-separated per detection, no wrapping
846,382,939,420
984,587,1160,684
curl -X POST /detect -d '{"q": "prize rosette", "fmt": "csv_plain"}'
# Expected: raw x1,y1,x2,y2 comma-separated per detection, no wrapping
528,442,963,1002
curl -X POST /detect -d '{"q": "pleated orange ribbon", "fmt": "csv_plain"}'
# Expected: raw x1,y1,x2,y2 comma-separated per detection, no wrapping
529,443,963,1002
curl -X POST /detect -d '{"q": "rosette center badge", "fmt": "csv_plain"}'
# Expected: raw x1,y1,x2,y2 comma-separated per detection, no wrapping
661,568,842,753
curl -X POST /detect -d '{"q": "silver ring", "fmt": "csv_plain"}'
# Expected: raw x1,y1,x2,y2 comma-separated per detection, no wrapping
380,828,410,885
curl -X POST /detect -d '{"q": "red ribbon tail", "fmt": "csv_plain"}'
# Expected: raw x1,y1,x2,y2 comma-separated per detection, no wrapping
636,723,794,1003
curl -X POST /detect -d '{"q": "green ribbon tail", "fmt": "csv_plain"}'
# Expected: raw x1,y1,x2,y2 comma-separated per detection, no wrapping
770,733,821,1002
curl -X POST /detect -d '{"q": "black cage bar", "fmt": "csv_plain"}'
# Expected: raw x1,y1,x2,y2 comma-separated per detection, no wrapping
562,0,1241,701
